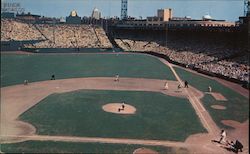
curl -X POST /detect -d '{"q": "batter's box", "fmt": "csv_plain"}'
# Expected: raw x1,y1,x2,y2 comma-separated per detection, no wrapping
209,92,228,101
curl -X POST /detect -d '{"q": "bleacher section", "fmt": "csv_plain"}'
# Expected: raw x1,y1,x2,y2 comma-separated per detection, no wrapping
1,19,112,49
1,19,45,41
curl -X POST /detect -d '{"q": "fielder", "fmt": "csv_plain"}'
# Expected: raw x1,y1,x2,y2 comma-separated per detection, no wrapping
122,102,125,109
114,74,119,82
24,80,28,85
208,86,212,92
219,130,227,144
178,84,181,90
164,81,169,90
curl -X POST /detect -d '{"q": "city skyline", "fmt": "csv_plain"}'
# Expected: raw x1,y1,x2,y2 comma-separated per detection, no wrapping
1,0,245,21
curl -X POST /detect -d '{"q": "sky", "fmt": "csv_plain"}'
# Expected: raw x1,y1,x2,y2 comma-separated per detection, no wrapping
1,0,245,22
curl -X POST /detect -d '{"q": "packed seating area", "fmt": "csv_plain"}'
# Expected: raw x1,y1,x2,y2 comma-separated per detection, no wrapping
114,38,249,82
115,39,162,52
26,24,112,48
94,27,113,48
1,19,45,41
1,19,112,48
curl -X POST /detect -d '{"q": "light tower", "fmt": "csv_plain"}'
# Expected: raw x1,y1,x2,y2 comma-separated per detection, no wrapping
244,0,250,16
121,0,128,20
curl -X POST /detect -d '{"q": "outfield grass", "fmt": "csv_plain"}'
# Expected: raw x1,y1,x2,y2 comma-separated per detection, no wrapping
1,141,189,153
20,90,206,141
1,53,176,87
174,67,249,129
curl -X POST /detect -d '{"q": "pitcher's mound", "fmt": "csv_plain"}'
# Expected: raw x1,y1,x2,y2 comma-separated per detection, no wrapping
102,103,136,114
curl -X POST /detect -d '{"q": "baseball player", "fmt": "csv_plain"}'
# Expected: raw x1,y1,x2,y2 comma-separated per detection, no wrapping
114,74,119,82
164,81,169,90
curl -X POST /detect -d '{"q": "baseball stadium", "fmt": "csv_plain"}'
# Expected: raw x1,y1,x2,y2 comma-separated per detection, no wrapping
0,1,249,154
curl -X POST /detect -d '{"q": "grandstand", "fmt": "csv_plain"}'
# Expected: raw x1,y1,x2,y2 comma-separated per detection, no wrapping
1,19,112,49
1,19,45,41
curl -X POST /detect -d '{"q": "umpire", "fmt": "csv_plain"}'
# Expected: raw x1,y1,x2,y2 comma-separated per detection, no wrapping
184,80,189,88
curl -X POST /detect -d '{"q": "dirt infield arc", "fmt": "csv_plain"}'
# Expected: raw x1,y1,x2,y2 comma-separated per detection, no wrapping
1,77,227,154
1,77,186,137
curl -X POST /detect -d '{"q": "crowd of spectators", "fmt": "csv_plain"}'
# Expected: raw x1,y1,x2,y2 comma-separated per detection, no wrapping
1,19,112,48
1,19,248,82
1,19,45,41
114,38,249,82
94,27,113,48
26,24,112,48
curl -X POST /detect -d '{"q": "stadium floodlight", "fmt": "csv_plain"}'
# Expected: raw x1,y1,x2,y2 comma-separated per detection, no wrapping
244,0,250,16
121,0,128,20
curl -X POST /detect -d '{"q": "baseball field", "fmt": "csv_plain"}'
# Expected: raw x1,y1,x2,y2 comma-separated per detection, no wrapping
1,52,249,153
